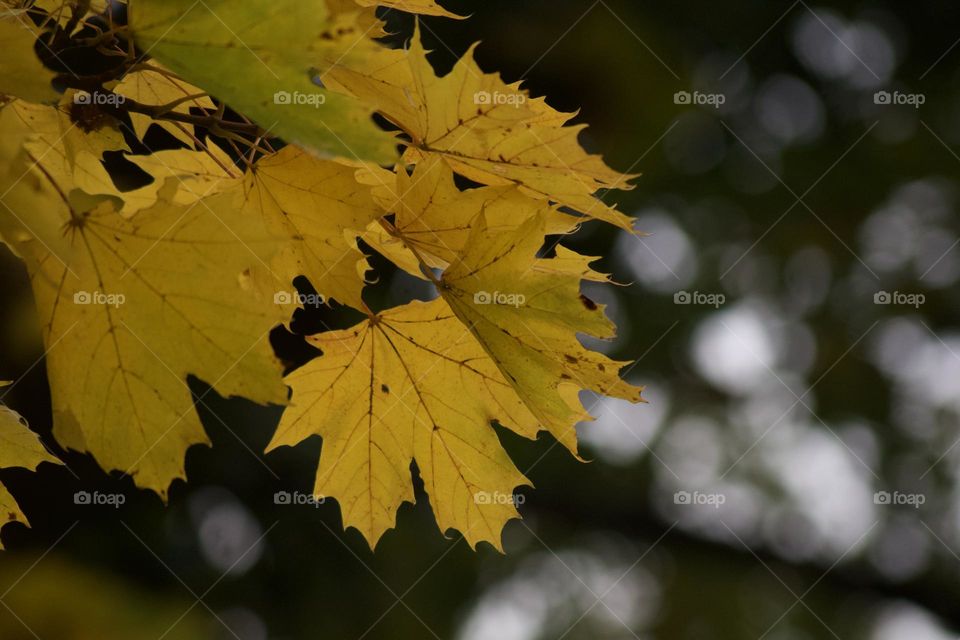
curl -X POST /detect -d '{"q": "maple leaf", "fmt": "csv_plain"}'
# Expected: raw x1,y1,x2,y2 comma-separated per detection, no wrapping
268,298,547,551
0,114,287,493
363,157,580,279
326,28,638,231
269,200,642,550
439,212,644,451
18,191,285,494
128,0,397,162
0,12,58,104
0,392,61,549
241,145,382,311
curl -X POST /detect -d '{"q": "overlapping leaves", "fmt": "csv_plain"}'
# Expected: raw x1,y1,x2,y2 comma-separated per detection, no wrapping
0,0,643,550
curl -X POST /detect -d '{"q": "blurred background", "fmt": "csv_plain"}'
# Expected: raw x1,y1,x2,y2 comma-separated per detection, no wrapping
2,0,960,638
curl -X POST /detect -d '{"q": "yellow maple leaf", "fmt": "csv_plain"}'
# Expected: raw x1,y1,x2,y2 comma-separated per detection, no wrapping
0,162,286,493
0,393,60,549
269,298,546,550
268,208,642,549
326,28,637,231
242,145,383,311
439,212,644,450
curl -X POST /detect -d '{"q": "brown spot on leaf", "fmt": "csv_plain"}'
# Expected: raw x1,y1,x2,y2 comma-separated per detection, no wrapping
381,384,390,394
579,294,597,311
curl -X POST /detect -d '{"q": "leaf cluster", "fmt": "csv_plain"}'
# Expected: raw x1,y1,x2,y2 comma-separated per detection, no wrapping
0,0,643,550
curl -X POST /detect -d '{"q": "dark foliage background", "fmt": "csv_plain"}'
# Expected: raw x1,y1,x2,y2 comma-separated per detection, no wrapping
2,1,960,638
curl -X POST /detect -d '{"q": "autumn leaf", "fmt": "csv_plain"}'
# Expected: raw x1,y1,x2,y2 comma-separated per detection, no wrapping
242,145,382,311
326,28,638,231
128,0,397,162
0,11,58,104
439,212,644,451
269,298,547,550
268,204,642,550
0,391,60,549
0,110,287,494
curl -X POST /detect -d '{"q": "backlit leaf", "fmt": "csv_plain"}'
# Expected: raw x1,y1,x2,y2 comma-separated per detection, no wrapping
326,28,637,231
440,212,644,449
128,0,397,162
269,298,545,550
0,150,286,493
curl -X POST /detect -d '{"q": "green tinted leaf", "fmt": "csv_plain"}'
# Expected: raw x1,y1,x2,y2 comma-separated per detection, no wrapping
128,0,396,162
